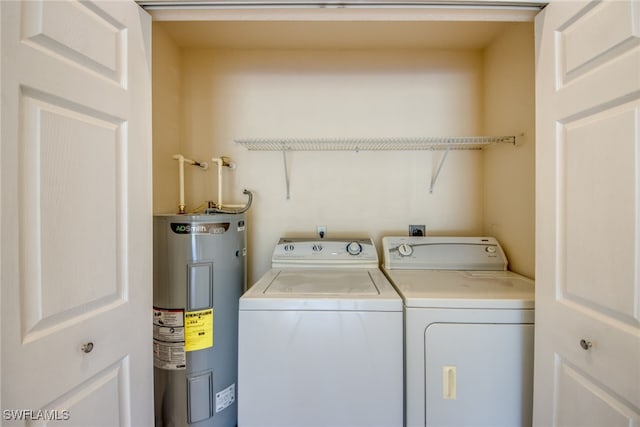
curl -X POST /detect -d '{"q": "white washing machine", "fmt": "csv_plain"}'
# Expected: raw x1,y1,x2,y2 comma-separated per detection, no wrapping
382,236,535,427
238,238,403,427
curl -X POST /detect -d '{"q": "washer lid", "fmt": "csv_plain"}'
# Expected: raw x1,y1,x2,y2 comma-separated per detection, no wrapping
240,268,402,311
384,269,534,309
264,270,380,295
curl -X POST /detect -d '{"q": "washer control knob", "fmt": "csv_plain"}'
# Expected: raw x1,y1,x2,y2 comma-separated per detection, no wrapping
485,246,497,254
346,241,363,255
398,243,413,257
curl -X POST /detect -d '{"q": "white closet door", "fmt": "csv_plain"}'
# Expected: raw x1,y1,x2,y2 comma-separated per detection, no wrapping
1,1,153,425
534,0,640,425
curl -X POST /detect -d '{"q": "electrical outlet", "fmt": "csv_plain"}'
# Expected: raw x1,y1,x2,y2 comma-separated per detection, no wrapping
317,225,327,239
409,225,426,236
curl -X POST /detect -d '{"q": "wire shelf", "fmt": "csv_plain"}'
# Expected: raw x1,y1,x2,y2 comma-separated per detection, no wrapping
235,135,516,151
234,134,520,197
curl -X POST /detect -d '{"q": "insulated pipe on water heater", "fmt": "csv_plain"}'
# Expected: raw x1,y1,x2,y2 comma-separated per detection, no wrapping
172,154,208,214
211,157,244,209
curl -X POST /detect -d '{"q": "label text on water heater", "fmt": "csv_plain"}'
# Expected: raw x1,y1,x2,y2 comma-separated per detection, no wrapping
170,222,230,235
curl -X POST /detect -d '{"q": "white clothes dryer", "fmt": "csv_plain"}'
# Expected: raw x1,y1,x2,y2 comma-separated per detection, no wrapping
238,238,403,427
382,236,535,427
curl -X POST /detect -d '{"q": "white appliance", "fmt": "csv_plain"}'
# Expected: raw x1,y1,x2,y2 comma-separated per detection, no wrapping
238,238,403,427
382,236,534,427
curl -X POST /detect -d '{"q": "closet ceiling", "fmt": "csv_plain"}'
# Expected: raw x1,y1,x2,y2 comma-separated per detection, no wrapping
156,20,513,49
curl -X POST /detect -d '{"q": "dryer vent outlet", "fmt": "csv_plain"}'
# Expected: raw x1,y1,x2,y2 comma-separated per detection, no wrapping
409,225,426,236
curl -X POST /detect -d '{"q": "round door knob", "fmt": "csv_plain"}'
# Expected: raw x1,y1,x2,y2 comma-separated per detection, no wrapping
81,342,94,353
579,339,592,350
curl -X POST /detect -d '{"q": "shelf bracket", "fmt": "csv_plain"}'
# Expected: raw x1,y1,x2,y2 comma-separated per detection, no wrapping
282,145,291,200
429,147,451,194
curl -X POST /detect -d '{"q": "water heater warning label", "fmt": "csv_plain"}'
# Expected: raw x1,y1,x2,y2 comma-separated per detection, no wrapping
185,309,213,352
216,383,236,413
153,341,186,370
153,307,186,370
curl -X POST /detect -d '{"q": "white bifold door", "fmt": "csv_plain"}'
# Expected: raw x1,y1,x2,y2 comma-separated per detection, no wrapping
534,0,640,425
1,1,153,425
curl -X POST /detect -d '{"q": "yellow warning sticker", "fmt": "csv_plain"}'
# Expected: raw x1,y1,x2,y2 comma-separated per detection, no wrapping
184,309,213,352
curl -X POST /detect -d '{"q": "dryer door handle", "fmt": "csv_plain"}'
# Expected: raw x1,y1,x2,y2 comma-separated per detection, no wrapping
442,366,457,400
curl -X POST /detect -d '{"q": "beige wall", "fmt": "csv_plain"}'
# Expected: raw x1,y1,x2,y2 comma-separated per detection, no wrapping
483,23,536,278
180,48,485,282
152,25,182,214
152,23,536,283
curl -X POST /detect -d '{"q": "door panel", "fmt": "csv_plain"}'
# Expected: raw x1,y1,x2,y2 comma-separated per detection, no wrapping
560,0,639,81
561,101,639,324
534,0,640,425
21,0,125,84
20,89,126,340
43,358,130,427
1,1,152,425
554,356,638,427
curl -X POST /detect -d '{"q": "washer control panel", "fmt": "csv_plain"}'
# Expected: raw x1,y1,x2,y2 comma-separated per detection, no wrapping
272,238,378,268
382,236,508,271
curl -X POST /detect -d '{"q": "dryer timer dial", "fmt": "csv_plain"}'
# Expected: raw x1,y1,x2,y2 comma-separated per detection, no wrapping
398,243,413,257
346,241,363,255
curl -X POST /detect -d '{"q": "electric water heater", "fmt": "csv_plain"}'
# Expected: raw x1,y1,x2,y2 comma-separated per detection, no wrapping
153,213,246,427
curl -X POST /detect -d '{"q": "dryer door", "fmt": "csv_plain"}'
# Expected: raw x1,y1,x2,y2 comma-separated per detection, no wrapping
425,323,534,427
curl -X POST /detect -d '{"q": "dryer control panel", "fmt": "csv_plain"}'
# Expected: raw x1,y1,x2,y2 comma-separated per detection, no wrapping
382,236,508,271
272,238,378,268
